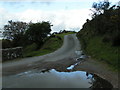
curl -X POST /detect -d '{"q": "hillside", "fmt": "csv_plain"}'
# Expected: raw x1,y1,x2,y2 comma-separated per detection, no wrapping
23,31,76,57
77,5,120,71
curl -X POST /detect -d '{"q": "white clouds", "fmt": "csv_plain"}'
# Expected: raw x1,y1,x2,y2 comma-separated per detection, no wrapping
17,9,43,22
0,7,91,32
0,0,97,2
0,8,18,28
0,0,118,33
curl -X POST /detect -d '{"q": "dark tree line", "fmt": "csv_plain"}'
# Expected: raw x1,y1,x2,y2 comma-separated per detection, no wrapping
91,0,110,18
26,21,52,46
2,20,52,49
78,0,120,46
3,20,29,48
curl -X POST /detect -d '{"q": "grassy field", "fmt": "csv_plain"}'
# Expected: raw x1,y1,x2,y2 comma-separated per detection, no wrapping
23,32,76,57
78,36,119,71
56,32,76,40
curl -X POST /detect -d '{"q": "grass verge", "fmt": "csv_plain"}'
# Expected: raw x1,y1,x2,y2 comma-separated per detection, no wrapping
23,32,76,57
77,35,119,71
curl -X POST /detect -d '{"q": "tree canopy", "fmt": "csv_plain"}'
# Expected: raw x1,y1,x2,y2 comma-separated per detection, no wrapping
3,21,53,48
91,0,110,18
25,21,52,46
78,1,120,46
3,20,29,47
3,20,28,40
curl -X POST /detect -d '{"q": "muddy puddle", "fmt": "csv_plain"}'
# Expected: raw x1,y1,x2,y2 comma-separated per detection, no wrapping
2,68,113,88
2,51,113,88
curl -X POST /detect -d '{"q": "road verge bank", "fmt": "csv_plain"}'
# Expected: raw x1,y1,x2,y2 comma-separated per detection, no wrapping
23,32,76,57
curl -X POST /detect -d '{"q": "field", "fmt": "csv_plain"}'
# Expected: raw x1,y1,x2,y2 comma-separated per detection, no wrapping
23,32,76,57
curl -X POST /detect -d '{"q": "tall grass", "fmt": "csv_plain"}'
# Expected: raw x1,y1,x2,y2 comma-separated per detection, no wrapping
78,36,119,71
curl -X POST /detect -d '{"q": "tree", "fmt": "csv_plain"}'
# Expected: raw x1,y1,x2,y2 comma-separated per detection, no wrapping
3,20,29,47
91,0,110,18
25,21,52,46
3,20,28,40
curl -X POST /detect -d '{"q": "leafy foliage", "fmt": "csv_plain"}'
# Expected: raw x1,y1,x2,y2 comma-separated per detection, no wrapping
3,20,28,40
77,1,120,70
3,20,29,47
91,0,110,18
2,39,13,49
79,3,120,46
3,21,52,48
25,21,52,46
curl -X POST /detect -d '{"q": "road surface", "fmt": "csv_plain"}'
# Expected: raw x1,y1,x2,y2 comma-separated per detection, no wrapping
3,34,81,75
2,34,118,88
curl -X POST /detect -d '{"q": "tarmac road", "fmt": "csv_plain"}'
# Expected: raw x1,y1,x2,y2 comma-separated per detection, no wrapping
2,34,118,88
2,34,81,75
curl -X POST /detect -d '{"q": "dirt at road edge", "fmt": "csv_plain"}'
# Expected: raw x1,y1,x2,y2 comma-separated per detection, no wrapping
3,57,118,88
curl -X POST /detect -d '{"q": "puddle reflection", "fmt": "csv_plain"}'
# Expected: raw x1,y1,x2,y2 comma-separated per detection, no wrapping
2,69,113,88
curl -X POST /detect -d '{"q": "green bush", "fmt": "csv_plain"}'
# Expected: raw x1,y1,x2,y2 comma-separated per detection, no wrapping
2,39,13,49
77,4,120,71
23,32,73,57
23,43,38,56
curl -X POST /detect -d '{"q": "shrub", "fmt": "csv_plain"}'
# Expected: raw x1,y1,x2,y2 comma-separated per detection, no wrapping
112,35,120,46
2,39,13,49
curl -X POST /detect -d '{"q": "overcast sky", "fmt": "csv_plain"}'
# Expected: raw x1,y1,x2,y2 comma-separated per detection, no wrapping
0,0,119,33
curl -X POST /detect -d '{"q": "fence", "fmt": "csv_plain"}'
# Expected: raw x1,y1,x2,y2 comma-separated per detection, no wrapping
2,47,23,61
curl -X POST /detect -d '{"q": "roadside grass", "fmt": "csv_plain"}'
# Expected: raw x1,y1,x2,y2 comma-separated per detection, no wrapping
0,39,2,48
56,32,76,40
23,32,76,57
78,36,119,71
